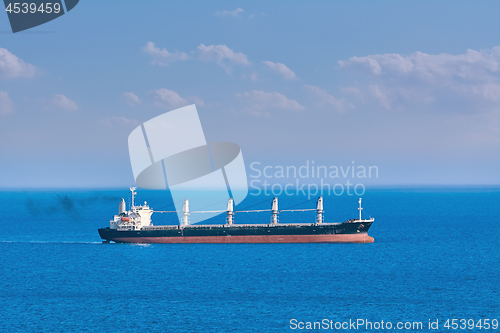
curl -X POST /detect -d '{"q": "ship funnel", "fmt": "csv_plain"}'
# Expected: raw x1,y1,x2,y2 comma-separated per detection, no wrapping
181,199,190,226
119,198,126,215
316,196,323,223
271,197,279,224
226,198,234,225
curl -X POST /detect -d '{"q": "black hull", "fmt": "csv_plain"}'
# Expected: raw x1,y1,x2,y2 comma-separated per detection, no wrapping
98,221,373,244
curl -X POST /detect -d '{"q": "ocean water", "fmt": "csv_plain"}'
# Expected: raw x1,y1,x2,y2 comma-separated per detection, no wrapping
0,187,498,332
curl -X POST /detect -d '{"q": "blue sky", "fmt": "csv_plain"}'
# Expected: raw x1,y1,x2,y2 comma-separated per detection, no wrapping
0,0,499,187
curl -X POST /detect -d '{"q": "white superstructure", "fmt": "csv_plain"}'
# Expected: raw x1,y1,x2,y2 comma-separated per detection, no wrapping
110,187,153,230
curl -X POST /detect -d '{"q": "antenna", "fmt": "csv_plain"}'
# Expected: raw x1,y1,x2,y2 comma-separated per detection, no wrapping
130,187,137,208
358,198,363,221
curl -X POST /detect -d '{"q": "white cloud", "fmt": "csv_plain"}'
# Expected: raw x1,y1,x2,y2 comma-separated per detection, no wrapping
338,46,500,112
215,8,244,17
150,88,204,108
100,116,140,127
123,92,141,106
263,61,297,80
151,89,187,108
197,44,251,74
472,83,500,102
338,46,500,83
143,42,252,74
340,86,365,102
143,42,189,66
188,96,205,107
236,90,304,116
338,47,500,83
250,72,258,81
305,85,354,112
0,91,13,115
368,84,392,110
51,94,78,111
365,83,436,111
0,48,36,79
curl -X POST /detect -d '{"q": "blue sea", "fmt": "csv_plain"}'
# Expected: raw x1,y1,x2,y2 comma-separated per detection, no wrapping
0,187,498,332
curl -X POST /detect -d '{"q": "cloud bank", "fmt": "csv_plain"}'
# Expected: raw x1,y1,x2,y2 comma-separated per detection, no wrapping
197,44,251,74
236,90,304,116
0,48,36,79
338,46,500,111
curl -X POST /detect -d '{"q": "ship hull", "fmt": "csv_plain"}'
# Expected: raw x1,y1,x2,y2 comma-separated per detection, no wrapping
110,234,373,243
98,221,374,244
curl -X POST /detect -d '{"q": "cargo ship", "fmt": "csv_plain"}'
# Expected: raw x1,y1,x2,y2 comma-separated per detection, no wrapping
98,188,374,244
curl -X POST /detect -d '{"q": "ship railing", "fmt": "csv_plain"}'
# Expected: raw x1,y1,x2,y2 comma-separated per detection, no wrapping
154,210,228,214
234,209,272,213
343,218,375,223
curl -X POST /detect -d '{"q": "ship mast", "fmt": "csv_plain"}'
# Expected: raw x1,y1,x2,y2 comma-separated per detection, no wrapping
182,199,190,225
271,197,279,224
226,198,234,225
358,198,363,221
316,196,323,223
